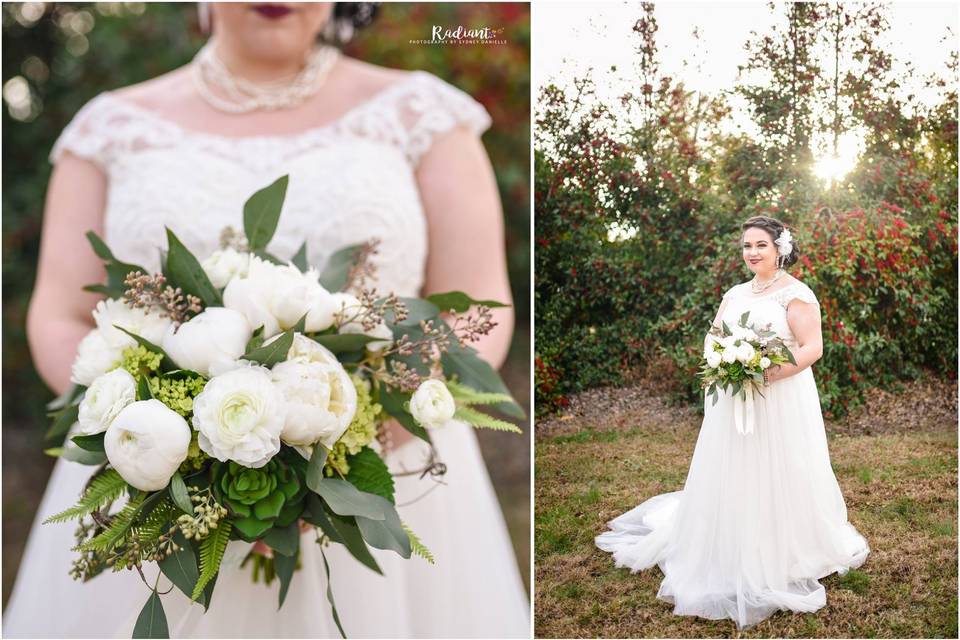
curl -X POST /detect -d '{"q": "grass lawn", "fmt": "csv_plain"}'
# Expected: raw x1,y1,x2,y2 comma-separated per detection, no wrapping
534,379,957,638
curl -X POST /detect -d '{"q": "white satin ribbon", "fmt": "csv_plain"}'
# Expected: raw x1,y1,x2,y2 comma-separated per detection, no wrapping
733,384,756,436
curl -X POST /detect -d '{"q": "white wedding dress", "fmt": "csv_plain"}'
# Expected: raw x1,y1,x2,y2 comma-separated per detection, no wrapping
596,280,869,629
4,71,529,638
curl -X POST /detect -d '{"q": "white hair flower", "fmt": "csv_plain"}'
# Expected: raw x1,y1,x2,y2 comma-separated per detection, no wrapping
775,229,793,256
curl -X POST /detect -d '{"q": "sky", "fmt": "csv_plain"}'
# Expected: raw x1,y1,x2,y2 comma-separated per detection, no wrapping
532,1,958,182
533,1,958,106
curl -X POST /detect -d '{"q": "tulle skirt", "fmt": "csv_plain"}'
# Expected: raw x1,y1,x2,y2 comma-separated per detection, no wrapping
4,422,529,638
596,368,869,629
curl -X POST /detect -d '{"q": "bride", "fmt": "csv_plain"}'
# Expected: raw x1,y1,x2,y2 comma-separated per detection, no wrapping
596,215,869,629
4,3,528,638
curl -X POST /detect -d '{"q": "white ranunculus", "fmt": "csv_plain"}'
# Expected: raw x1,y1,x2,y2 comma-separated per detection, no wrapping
93,298,173,349
71,329,124,385
272,356,357,449
409,379,456,430
223,257,337,338
201,248,251,289
720,335,737,348
104,399,191,491
736,343,756,364
77,368,137,435
721,346,738,364
759,356,772,369
162,307,252,377
706,350,723,369
192,366,285,468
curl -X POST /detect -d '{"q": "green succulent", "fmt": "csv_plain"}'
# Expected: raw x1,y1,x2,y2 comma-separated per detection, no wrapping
212,454,307,540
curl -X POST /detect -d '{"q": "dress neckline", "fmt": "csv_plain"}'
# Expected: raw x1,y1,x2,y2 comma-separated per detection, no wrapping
98,70,429,143
737,278,801,299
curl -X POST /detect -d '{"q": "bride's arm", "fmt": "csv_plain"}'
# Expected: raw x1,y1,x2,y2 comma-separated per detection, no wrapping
705,299,729,350
26,153,109,396
765,300,824,383
416,128,514,369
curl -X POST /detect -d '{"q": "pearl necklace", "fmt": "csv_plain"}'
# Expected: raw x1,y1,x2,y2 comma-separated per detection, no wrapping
751,268,785,294
191,41,339,114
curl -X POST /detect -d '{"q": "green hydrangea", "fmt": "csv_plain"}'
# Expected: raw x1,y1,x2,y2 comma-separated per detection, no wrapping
149,375,207,417
119,345,162,378
325,375,382,477
179,430,208,472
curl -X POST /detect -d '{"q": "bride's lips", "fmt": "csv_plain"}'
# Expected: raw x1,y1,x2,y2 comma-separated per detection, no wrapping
251,4,293,19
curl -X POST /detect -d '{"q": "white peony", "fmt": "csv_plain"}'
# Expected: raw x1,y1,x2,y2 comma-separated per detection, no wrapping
706,350,723,369
77,368,137,435
759,356,772,369
334,293,393,353
192,366,285,468
720,335,737,349
93,298,173,349
272,355,357,449
201,248,251,289
162,307,252,377
721,346,738,364
71,329,124,385
736,343,756,364
409,379,456,429
222,257,337,338
104,399,191,491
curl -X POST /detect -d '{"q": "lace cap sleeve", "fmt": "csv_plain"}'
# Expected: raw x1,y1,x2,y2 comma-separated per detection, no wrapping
398,72,492,165
777,282,819,308
49,94,117,170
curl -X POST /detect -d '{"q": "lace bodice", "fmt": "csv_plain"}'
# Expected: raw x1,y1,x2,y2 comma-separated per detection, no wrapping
720,280,819,349
50,71,491,297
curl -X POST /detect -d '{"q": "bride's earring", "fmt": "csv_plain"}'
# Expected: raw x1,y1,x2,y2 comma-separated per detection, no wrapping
197,2,211,34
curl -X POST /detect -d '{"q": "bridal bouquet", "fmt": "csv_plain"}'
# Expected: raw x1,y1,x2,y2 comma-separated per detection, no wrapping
699,311,796,435
42,176,523,638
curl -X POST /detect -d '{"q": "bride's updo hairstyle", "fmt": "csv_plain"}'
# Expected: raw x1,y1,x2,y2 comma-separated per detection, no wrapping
741,215,800,269
324,3,380,45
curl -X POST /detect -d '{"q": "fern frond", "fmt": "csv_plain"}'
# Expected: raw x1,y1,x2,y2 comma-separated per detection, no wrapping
44,469,128,524
192,520,232,601
133,498,176,544
453,407,523,433
402,522,434,564
445,380,513,406
78,494,146,552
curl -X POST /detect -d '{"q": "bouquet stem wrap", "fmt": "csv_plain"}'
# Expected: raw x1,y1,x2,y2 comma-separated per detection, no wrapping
733,385,756,436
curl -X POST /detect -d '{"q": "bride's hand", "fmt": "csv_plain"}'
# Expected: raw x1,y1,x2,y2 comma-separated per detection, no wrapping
383,418,414,450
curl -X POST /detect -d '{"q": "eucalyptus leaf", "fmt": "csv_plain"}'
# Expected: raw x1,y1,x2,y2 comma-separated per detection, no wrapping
310,479,386,521
165,228,222,307
243,175,288,252
263,522,299,557
61,444,106,466
71,433,105,452
388,297,440,326
355,496,411,558
291,242,309,272
242,329,293,367
45,403,79,447
305,444,329,496
425,291,509,313
310,333,376,355
115,326,174,370
159,532,202,606
132,590,168,639
739,310,751,327
275,546,299,610
137,376,154,401
318,244,362,292
319,546,347,638
327,512,382,575
169,472,193,514
441,341,524,419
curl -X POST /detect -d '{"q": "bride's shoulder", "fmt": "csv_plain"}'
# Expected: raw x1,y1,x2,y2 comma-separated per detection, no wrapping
722,282,749,299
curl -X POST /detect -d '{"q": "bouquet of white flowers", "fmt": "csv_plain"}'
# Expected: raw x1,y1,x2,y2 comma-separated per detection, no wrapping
42,176,522,639
699,311,796,435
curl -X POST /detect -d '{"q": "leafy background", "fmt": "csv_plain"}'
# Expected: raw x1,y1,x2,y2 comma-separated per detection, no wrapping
535,3,956,419
1,1,530,606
